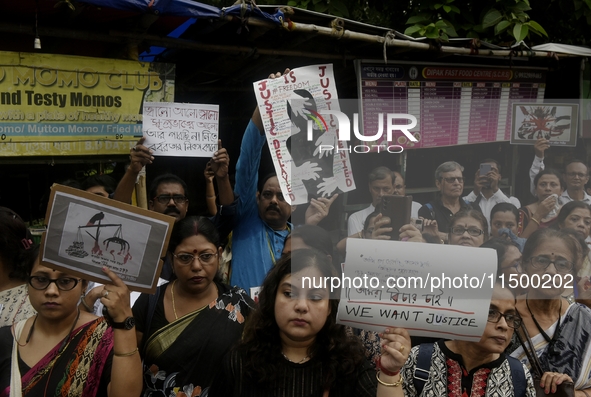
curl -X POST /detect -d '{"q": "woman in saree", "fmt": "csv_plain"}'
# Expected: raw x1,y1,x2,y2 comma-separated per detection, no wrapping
0,253,142,396
132,216,255,397
510,228,591,395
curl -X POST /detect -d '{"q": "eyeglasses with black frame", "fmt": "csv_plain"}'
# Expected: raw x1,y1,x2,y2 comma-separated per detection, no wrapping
487,309,522,329
172,252,219,266
152,194,188,205
528,255,574,273
449,226,484,237
29,276,82,291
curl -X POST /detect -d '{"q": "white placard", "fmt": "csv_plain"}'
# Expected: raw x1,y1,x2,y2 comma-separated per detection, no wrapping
253,64,355,205
142,102,219,157
336,239,497,341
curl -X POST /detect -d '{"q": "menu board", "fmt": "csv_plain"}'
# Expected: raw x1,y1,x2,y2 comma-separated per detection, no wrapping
356,61,546,149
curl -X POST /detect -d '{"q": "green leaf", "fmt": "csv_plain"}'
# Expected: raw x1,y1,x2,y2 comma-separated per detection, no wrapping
444,25,458,37
330,0,350,17
407,15,430,24
287,0,298,6
494,20,511,35
443,5,451,13
527,20,548,37
482,9,503,28
449,5,460,13
440,32,449,41
435,20,449,29
584,0,591,9
425,25,440,38
404,25,423,35
513,22,528,41
510,1,531,12
434,3,443,9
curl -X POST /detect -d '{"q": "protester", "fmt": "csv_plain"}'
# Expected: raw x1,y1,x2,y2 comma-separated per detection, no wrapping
447,209,489,247
529,140,591,203
490,203,520,238
0,255,142,396
510,228,591,393
208,249,411,396
464,159,520,224
82,174,117,198
419,161,471,242
0,207,37,327
519,169,564,239
401,283,536,397
132,216,254,397
481,238,523,295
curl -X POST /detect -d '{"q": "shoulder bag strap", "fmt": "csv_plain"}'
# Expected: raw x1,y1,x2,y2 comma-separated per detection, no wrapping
413,343,434,396
507,356,527,397
514,319,545,378
10,319,27,397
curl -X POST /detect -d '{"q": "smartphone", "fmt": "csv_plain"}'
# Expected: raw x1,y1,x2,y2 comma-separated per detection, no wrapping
479,163,492,176
414,218,424,232
381,195,412,241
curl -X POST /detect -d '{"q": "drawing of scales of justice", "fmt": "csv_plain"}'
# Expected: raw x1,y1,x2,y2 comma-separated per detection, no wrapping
66,211,132,264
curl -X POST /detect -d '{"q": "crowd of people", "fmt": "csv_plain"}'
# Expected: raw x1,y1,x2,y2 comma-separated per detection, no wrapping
2,68,591,396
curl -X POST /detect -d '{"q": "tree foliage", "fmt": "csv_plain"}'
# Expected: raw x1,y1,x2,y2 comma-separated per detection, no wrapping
255,0,590,45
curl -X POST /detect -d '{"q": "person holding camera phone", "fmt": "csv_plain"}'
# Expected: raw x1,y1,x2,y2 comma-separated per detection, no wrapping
463,159,520,226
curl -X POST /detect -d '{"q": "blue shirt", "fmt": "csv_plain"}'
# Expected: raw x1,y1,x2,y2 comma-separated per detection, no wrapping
230,120,291,292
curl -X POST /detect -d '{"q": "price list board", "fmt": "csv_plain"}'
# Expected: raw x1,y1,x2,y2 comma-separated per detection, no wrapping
357,61,546,149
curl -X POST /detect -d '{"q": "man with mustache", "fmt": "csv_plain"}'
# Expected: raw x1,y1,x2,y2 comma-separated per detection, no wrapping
229,70,295,295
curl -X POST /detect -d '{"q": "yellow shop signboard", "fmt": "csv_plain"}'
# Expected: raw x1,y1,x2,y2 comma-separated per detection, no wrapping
0,51,174,156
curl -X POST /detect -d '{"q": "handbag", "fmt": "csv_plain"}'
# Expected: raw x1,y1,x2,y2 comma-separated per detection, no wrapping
514,321,575,397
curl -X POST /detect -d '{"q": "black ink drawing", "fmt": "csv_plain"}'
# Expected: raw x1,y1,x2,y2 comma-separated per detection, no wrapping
516,106,571,140
66,211,132,264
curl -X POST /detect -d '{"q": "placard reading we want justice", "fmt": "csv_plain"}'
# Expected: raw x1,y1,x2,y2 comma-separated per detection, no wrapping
336,239,497,341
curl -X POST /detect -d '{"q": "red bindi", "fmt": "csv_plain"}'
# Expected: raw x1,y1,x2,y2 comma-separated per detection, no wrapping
193,249,198,254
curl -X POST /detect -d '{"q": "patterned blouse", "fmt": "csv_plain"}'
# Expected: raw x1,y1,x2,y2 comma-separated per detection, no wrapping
402,340,536,397
0,284,36,328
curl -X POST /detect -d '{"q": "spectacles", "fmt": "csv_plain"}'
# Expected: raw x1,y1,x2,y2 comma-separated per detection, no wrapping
261,190,285,202
29,276,81,291
566,172,587,179
173,252,218,266
487,309,522,329
449,226,484,236
441,177,464,183
153,195,188,205
393,184,405,190
528,256,574,273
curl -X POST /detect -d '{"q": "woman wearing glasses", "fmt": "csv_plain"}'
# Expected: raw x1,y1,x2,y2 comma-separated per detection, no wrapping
519,169,564,239
0,253,142,396
132,216,255,397
510,228,591,395
448,209,489,247
401,283,538,397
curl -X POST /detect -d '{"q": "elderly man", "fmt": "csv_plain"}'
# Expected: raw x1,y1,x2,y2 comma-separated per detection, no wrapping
418,161,471,242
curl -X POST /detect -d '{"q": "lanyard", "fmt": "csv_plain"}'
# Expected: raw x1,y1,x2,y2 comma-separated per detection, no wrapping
265,225,291,265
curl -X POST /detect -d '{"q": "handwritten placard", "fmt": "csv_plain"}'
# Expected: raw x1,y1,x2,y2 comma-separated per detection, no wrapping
253,64,355,205
143,102,219,157
336,239,497,341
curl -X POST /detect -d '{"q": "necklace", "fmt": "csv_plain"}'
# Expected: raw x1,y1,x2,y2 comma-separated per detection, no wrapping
525,294,562,356
281,351,310,364
16,307,80,351
171,279,179,320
